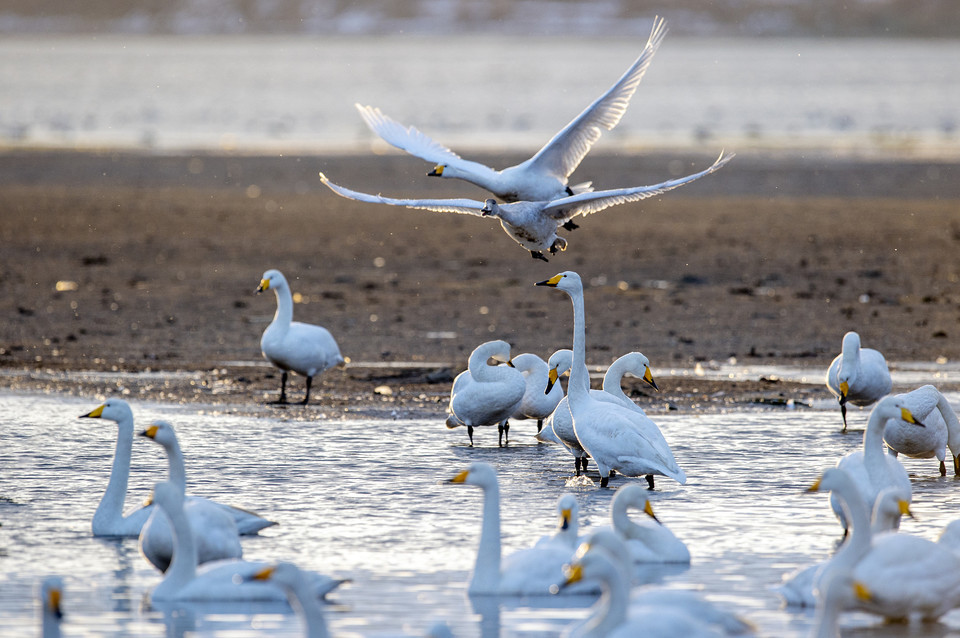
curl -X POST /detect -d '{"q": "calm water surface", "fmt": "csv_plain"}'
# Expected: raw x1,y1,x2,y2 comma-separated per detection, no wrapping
2,390,960,636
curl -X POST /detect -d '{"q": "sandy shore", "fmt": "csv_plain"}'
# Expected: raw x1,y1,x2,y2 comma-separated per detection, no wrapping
2,148,959,418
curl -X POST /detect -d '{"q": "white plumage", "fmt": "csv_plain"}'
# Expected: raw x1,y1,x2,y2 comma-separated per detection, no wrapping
446,340,526,446
884,384,960,476
825,331,892,432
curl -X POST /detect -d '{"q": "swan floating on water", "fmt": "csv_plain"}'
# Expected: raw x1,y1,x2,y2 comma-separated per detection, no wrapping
446,340,526,446
257,269,345,405
825,331,892,432
148,481,344,602
829,396,922,537
320,152,732,262
354,17,667,204
446,462,596,596
884,384,960,476
249,562,331,638
608,484,690,563
510,352,564,433
536,271,686,488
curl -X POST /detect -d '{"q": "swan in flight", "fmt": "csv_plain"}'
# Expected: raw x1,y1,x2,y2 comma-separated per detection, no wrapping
354,17,668,203
536,271,686,488
446,340,526,446
257,269,345,405
510,352,565,433
829,396,923,537
137,421,242,572
40,576,63,638
148,481,344,602
557,543,751,637
884,384,960,476
446,462,596,595
249,562,331,638
825,331,892,432
320,152,732,262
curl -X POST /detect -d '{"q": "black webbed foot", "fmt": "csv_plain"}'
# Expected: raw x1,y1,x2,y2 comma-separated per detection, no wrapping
562,220,579,231
531,251,549,262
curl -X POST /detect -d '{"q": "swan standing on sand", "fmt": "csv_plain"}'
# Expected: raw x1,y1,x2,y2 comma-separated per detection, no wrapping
446,340,526,446
829,396,923,537
354,18,667,204
445,462,596,595
249,562,330,638
80,398,155,536
320,152,732,262
40,576,63,638
149,481,344,602
137,421,242,572
536,271,686,488
884,384,960,476
510,352,564,433
609,484,690,563
825,331,892,432
257,269,345,405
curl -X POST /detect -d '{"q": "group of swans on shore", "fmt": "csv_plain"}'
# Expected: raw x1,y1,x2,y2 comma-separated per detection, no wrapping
317,17,734,261
825,331,960,477
78,398,344,607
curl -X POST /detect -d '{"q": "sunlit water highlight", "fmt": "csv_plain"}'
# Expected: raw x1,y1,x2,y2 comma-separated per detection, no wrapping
3,390,960,636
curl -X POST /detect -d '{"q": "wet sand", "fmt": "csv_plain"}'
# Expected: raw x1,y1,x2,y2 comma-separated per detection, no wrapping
2,148,959,418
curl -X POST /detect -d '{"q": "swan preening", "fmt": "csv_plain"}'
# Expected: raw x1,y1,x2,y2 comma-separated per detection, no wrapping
355,17,668,204
884,384,960,476
257,269,345,405
536,271,685,488
446,340,526,446
320,152,732,262
825,331,892,432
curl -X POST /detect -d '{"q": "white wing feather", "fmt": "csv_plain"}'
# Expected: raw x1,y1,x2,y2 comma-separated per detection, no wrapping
319,172,486,217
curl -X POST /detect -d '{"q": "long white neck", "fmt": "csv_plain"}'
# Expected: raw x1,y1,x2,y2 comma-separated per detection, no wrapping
937,394,960,461
565,286,591,401
810,578,845,638
825,480,873,574
572,561,630,637
862,409,890,483
840,340,862,385
93,420,134,532
469,479,502,594
41,603,61,638
162,438,188,495
469,347,511,384
287,576,330,638
270,283,294,334
601,357,631,404
610,496,644,541
153,497,198,599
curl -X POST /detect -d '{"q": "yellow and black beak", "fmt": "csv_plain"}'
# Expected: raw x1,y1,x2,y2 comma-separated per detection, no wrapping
80,404,105,419
250,565,276,582
48,587,62,619
806,476,823,493
562,562,583,587
448,469,469,484
642,366,660,392
535,274,564,288
256,278,269,294
899,500,914,519
545,367,560,394
560,508,572,531
139,425,159,439
644,500,661,524
428,165,444,177
838,381,849,404
900,407,925,428
853,581,872,602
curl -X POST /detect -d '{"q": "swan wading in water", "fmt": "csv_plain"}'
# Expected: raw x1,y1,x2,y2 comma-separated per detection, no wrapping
536,271,686,488
80,398,155,537
825,331,892,432
884,384,960,476
137,421,242,573
446,462,596,595
829,396,923,537
774,470,910,608
257,269,345,405
320,152,731,262
511,352,565,433
354,17,667,204
40,576,63,638
249,562,330,638
446,340,526,446
557,544,751,637
609,484,690,563
148,481,345,602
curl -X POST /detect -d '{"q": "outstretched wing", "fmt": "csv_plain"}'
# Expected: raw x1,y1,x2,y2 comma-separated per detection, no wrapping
522,16,668,181
355,104,502,180
318,172,486,217
540,151,734,221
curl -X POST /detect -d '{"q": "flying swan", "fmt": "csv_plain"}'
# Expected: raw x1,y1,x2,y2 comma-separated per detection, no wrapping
319,152,732,262
354,17,668,203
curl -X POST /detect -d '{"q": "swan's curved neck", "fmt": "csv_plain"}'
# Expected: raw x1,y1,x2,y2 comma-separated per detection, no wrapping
288,577,330,638
154,498,198,598
610,497,643,541
828,481,872,572
862,410,890,480
469,348,511,384
469,479,502,594
271,284,294,331
601,358,630,402
576,563,629,637
937,394,960,457
811,580,845,638
841,343,861,381
566,287,591,401
162,439,188,495
93,420,134,532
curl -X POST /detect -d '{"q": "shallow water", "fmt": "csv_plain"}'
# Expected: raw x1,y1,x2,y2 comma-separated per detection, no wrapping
3,390,960,636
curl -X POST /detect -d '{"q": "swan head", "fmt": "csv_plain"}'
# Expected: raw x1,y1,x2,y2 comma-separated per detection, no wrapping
555,544,625,595
872,486,912,530
534,271,582,295
807,467,857,496
873,396,925,429
79,397,133,424
480,199,500,218
247,561,306,589
545,349,573,394
447,462,498,489
257,269,288,294
614,484,660,523
618,352,660,392
138,420,178,450
836,331,863,398
575,529,632,565
40,576,64,621
556,493,578,531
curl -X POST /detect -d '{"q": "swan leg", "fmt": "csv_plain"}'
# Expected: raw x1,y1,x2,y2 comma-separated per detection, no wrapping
536,419,543,433
301,375,312,405
574,458,581,476
954,455,960,476
530,251,549,262
940,460,947,476
600,474,610,488
645,475,655,490
467,426,474,446
269,371,289,404
562,220,579,231
498,421,510,447
580,457,588,475
839,399,848,433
